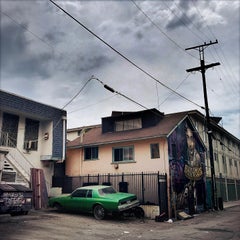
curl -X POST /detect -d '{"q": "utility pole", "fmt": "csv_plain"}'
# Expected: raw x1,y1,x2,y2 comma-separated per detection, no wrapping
185,40,220,210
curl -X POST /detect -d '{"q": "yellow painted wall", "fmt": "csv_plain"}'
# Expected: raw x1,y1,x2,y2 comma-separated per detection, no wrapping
66,137,169,176
66,148,83,176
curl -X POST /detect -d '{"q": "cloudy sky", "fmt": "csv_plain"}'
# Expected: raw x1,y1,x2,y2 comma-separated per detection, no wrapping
0,0,239,139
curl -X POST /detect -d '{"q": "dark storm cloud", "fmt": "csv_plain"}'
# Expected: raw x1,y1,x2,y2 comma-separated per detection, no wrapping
165,0,197,30
179,0,191,10
135,31,144,40
0,0,239,138
1,22,27,56
44,31,65,44
166,12,191,30
74,54,112,73
1,21,52,79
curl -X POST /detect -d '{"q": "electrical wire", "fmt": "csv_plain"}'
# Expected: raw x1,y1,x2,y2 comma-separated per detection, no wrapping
68,94,117,114
190,0,239,95
159,73,191,107
61,77,93,110
162,1,205,42
49,0,204,110
0,10,54,51
92,76,149,111
131,0,199,60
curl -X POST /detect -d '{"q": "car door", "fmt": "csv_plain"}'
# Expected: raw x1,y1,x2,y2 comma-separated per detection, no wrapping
69,189,93,212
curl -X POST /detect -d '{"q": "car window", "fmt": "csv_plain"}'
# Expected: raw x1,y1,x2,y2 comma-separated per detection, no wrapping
98,186,116,195
86,190,92,198
71,189,88,198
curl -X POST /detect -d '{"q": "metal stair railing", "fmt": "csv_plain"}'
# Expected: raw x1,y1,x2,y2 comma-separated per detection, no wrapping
0,130,35,184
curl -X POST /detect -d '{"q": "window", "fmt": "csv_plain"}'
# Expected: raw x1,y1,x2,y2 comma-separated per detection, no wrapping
229,159,233,175
1,112,19,147
150,143,160,158
71,189,88,198
113,146,134,162
84,146,98,160
86,190,93,198
24,118,39,151
115,118,142,131
99,186,116,195
235,161,239,176
222,155,227,174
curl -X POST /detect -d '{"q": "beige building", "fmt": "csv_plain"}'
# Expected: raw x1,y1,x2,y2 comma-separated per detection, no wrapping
65,109,240,215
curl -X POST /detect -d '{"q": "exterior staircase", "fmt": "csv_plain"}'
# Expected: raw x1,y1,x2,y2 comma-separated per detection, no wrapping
0,146,33,186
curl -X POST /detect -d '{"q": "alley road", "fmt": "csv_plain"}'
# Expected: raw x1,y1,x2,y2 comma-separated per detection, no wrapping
0,204,239,240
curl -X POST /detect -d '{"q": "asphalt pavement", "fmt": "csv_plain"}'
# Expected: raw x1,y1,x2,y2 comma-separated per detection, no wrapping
222,200,240,209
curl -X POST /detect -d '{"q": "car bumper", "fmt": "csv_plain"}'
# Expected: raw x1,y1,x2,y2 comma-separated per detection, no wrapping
118,200,140,212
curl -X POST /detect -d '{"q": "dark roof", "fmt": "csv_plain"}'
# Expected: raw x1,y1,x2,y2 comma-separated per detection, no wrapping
67,111,188,148
67,109,240,149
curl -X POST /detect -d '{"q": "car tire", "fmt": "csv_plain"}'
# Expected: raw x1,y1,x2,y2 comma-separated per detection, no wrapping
54,203,63,212
134,206,145,218
93,204,105,220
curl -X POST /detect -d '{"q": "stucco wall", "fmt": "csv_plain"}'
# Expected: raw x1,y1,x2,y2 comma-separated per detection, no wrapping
66,138,169,176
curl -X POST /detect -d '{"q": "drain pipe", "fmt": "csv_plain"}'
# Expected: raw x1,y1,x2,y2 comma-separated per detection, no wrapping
62,116,67,161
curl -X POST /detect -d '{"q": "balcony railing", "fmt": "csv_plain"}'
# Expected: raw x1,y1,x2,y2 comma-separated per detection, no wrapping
0,131,16,148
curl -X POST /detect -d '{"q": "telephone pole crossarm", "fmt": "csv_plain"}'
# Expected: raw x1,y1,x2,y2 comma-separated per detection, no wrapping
185,40,218,51
186,62,220,73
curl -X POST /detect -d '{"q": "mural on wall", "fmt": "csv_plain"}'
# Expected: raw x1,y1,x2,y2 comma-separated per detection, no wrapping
168,119,205,214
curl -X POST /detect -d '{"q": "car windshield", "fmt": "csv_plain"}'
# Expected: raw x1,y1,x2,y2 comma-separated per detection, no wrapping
98,186,117,195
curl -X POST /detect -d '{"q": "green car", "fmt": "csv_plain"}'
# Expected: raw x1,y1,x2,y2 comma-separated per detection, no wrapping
48,185,141,220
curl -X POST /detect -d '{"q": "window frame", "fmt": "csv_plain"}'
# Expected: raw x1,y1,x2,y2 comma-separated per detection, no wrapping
115,118,142,132
150,143,160,159
24,118,39,151
84,146,99,160
112,146,134,163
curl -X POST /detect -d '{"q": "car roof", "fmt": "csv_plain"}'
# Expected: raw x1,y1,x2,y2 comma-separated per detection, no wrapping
76,185,111,190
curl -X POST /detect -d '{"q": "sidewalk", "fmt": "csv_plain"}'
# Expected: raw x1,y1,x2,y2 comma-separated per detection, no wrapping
222,200,240,209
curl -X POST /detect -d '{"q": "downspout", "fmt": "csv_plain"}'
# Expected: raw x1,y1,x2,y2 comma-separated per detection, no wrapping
165,137,172,219
79,128,86,175
62,116,67,161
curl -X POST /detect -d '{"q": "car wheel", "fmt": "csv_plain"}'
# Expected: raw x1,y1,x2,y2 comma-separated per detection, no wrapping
10,212,18,216
93,204,105,220
134,206,145,218
54,203,63,212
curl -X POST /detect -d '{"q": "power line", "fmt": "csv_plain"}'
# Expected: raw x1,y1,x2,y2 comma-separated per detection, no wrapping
163,1,205,42
131,0,198,60
159,73,191,107
68,94,117,114
61,77,93,110
49,0,204,110
190,1,239,94
92,76,150,111
0,10,54,51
